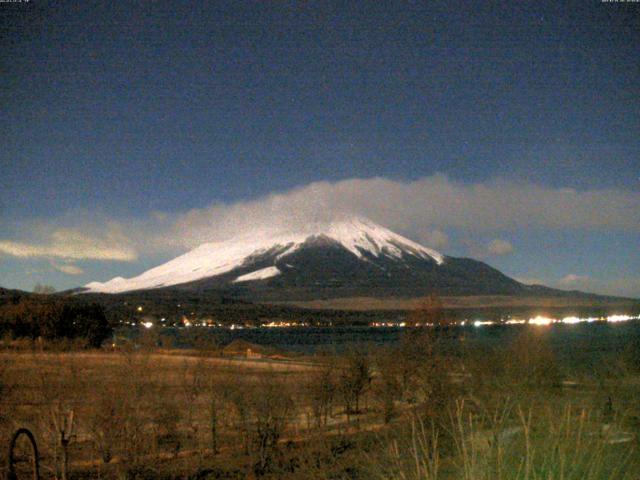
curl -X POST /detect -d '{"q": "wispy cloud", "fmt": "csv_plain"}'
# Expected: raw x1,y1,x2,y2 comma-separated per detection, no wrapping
159,175,640,250
0,227,137,262
1,175,638,264
50,261,85,275
487,239,514,256
459,237,514,259
558,274,591,287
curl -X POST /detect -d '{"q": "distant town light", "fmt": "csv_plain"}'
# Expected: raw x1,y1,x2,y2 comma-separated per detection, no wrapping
473,320,494,327
136,306,143,312
366,313,638,329
142,321,153,329
560,316,581,324
529,316,553,326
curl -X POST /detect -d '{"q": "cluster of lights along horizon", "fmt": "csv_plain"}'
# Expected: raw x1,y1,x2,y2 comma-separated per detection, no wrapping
133,315,640,330
472,314,638,328
128,301,639,330
369,314,639,329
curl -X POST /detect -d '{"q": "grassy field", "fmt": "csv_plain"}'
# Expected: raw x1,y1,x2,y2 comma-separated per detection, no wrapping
1,328,639,479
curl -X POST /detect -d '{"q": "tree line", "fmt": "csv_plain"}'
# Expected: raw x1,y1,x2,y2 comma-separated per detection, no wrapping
0,296,112,347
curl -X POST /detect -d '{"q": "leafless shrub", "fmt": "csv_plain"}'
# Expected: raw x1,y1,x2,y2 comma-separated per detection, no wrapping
374,347,403,424
179,358,208,450
36,356,82,479
151,400,181,458
50,407,75,480
622,334,640,373
338,349,372,419
396,294,459,413
222,374,295,476
0,355,12,425
118,353,157,472
88,381,123,464
137,326,161,351
184,328,221,355
391,326,456,420
305,362,337,428
85,351,159,476
203,373,227,456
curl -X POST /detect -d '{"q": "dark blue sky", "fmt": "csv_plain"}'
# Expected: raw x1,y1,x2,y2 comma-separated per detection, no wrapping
1,0,638,295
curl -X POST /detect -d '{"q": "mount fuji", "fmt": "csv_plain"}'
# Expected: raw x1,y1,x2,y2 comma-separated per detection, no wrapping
82,217,531,300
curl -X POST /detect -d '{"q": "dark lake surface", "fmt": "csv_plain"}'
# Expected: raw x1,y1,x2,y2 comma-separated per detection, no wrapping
130,321,640,368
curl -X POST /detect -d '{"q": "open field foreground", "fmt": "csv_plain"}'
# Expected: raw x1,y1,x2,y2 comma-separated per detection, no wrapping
1,329,640,479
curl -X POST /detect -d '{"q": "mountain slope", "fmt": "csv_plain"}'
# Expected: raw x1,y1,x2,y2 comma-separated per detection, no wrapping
83,217,525,300
84,218,444,294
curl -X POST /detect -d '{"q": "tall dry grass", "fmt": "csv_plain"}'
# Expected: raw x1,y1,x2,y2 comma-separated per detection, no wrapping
374,399,637,480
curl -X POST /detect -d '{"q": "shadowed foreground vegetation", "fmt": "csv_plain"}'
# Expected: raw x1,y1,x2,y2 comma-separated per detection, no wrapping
0,296,112,348
1,319,639,478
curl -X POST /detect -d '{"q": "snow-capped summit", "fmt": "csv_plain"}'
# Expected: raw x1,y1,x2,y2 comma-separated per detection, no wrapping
83,217,444,294
310,217,444,264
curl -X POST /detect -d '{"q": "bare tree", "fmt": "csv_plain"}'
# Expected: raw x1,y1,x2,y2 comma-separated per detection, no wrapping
50,406,75,480
185,328,221,355
204,374,225,455
108,351,157,474
37,356,80,480
374,347,403,423
338,349,372,418
151,400,181,458
88,384,123,464
306,363,336,428
222,375,295,476
180,358,208,450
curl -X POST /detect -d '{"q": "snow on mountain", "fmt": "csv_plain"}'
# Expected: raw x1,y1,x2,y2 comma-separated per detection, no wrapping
83,217,444,294
233,266,281,283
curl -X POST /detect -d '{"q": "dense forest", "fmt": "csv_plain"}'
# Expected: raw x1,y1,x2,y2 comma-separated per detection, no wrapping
0,290,112,347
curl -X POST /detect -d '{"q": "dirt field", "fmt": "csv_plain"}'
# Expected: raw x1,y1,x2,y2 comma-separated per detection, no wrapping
0,349,387,478
1,334,639,479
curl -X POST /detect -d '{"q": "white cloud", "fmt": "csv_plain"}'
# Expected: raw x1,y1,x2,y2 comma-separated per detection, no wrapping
0,227,137,262
1,175,638,264
158,175,640,250
487,239,513,256
558,274,591,287
50,261,84,275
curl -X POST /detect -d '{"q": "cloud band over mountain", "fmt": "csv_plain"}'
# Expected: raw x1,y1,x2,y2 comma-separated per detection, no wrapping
1,175,638,264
